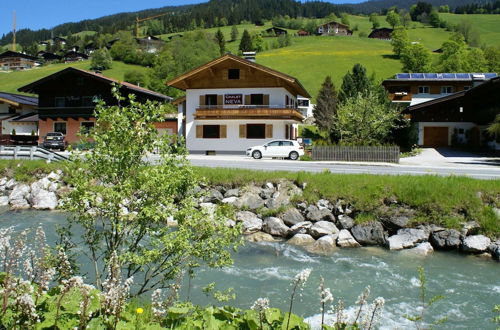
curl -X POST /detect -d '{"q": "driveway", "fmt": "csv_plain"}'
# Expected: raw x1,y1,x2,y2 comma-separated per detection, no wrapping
400,148,500,168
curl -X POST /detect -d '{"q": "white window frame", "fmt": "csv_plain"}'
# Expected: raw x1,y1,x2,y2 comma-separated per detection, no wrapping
441,86,454,94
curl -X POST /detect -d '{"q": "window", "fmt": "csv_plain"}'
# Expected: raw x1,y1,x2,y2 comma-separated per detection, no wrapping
203,125,220,139
250,94,264,105
247,124,266,139
80,121,95,134
282,141,293,146
418,86,430,94
266,141,280,146
55,97,65,107
441,86,454,94
298,99,309,107
228,69,240,80
54,122,67,135
205,94,218,106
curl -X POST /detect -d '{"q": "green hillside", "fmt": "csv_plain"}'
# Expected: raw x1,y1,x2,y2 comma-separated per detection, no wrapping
0,61,150,95
440,13,500,45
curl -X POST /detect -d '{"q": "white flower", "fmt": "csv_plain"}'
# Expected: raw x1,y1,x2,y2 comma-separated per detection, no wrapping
293,268,312,287
321,288,334,304
251,297,270,312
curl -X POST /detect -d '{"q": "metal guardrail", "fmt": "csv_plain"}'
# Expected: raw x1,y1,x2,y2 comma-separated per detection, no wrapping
311,146,400,163
0,146,69,162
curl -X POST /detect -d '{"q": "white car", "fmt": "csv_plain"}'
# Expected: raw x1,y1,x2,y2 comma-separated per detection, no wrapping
246,140,304,160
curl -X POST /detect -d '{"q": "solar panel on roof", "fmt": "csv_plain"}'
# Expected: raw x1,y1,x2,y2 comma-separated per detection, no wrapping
410,73,425,79
397,73,410,79
455,73,470,79
424,73,438,79
485,73,497,79
442,73,456,79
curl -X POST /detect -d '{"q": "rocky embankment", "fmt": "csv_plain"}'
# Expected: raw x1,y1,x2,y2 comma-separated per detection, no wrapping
1,174,499,260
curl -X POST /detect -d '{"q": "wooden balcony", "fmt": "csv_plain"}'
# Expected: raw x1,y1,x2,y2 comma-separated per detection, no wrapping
195,106,304,121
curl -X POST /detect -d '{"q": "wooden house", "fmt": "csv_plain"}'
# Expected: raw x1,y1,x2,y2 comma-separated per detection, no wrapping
63,51,89,62
263,27,288,36
368,28,393,40
37,51,63,62
0,92,38,144
135,35,165,53
18,67,174,145
0,51,38,71
316,21,352,36
297,30,310,37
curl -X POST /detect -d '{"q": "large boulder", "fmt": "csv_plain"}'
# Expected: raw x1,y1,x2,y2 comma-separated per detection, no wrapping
10,197,30,209
337,215,355,230
316,199,332,210
260,187,275,200
262,217,290,237
5,179,17,190
489,242,500,260
309,221,339,239
379,206,415,233
462,235,491,253
31,189,58,210
289,221,313,236
461,221,480,236
9,184,30,201
236,211,263,234
387,228,428,250
0,196,9,206
221,197,239,205
429,229,461,250
245,232,276,242
287,234,316,246
265,181,302,209
203,189,224,203
281,208,305,226
305,205,335,222
307,235,336,255
234,192,265,210
224,188,240,198
351,221,387,246
30,177,51,194
337,229,361,248
406,242,434,256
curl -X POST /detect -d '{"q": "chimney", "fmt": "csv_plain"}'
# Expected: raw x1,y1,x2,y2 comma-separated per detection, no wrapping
472,74,486,87
243,51,256,62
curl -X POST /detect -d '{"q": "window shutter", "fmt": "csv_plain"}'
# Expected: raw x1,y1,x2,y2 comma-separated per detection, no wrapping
217,95,223,106
239,124,247,138
244,95,251,105
199,95,205,107
263,94,270,106
220,125,227,138
266,124,273,138
196,125,203,138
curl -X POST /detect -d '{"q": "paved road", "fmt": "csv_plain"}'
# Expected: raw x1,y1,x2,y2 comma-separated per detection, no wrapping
188,156,500,180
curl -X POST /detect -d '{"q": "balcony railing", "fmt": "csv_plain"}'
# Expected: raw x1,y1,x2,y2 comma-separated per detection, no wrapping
198,104,298,110
37,107,95,118
195,105,303,121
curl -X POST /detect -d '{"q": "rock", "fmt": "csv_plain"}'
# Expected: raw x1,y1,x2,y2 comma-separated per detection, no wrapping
260,188,275,200
387,228,428,250
461,221,480,236
200,202,216,217
0,177,7,186
224,188,239,198
297,202,307,211
309,221,339,238
31,189,58,210
288,233,316,246
5,179,17,190
236,211,263,234
246,232,276,242
262,217,289,237
266,191,289,209
462,235,491,253
337,229,361,248
493,208,500,219
305,206,335,222
9,184,30,201
264,182,274,190
225,219,236,228
429,229,461,250
47,171,61,181
317,199,331,210
489,243,500,260
307,235,336,255
31,177,51,194
337,215,355,229
281,208,305,226
10,198,30,209
351,221,387,246
221,197,239,205
48,182,59,192
289,221,313,235
234,192,265,210
0,196,9,206
379,206,415,233
203,189,224,203
167,216,178,227
406,242,434,256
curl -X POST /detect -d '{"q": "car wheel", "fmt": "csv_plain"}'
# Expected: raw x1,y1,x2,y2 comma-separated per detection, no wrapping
252,150,262,159
289,151,299,160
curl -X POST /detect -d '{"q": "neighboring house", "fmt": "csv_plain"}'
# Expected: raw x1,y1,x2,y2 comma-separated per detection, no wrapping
263,27,288,36
404,77,500,149
382,72,498,107
167,53,310,154
37,51,63,62
135,36,165,53
52,37,67,45
84,43,97,54
17,67,174,145
297,30,310,37
63,51,89,62
0,51,38,71
368,28,393,40
317,21,352,36
0,92,38,144
297,97,315,119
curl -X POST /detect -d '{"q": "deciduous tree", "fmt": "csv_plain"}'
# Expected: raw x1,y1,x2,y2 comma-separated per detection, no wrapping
386,10,401,28
90,48,112,71
400,43,432,72
391,27,410,57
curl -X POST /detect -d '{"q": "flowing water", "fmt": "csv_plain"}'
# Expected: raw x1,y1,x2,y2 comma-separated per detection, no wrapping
1,209,498,329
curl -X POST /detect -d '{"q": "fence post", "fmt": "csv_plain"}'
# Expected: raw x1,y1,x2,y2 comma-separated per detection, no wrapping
14,146,20,160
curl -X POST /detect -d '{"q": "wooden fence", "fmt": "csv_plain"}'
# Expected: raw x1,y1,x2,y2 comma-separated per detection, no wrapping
311,146,400,163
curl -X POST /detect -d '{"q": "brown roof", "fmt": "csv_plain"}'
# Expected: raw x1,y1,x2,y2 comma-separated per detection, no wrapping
166,53,311,98
18,67,171,101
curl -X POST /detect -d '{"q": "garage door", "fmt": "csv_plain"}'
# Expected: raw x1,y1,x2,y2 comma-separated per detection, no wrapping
423,127,449,147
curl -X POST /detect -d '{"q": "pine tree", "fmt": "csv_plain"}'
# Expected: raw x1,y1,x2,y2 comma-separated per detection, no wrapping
338,64,372,105
215,29,226,55
231,25,239,41
313,76,337,133
239,29,253,52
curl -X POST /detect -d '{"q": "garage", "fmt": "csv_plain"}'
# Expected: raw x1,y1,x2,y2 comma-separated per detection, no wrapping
423,127,449,147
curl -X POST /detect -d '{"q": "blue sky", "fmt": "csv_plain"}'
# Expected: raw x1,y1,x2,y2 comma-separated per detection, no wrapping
1,0,364,37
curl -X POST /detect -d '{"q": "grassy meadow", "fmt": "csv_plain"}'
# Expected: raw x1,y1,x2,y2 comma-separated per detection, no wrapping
0,60,150,95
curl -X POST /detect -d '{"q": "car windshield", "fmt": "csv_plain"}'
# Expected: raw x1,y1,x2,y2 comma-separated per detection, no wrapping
47,133,62,137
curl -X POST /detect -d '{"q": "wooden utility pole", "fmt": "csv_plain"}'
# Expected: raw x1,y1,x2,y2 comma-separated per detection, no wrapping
12,11,16,51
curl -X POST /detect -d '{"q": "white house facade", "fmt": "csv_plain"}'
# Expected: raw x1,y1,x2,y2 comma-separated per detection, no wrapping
168,54,310,154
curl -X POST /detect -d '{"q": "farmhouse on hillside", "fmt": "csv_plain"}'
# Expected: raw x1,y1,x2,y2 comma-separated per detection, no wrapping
402,76,500,149
263,27,288,36
316,21,352,36
18,67,174,145
167,53,310,154
368,28,393,40
0,51,38,71
135,35,165,53
0,92,38,145
63,50,89,62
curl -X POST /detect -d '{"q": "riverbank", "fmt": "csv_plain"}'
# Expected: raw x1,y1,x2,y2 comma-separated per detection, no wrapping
0,163,498,260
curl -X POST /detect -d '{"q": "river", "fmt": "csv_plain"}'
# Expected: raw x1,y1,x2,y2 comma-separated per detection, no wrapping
1,209,498,329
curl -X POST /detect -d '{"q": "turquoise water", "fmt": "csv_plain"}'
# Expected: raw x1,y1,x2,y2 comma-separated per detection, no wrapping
1,209,498,329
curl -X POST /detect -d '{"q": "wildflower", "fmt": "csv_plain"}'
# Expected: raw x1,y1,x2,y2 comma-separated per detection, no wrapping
364,297,385,330
251,297,270,312
293,268,312,288
151,289,166,318
353,285,371,324
136,307,144,314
